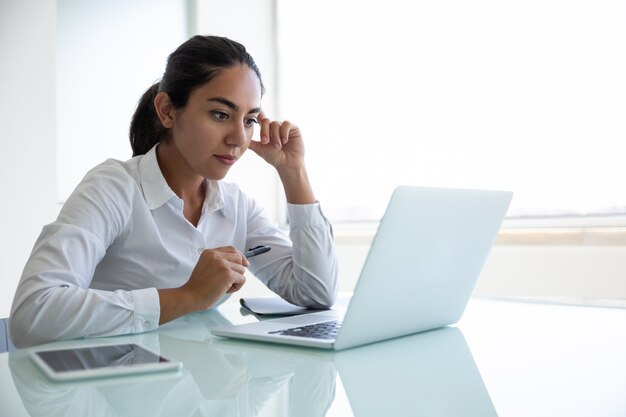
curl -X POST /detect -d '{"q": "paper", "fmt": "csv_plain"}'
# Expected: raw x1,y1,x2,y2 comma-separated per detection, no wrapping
239,297,327,316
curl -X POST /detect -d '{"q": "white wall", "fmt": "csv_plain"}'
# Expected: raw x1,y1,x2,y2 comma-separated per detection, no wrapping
334,234,626,304
57,0,187,202
0,0,58,318
478,246,626,301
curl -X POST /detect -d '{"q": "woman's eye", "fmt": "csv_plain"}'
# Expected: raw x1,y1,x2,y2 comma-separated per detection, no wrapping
211,111,228,120
245,118,258,127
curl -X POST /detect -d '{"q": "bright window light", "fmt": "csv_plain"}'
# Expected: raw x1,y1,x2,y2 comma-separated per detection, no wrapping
277,0,626,222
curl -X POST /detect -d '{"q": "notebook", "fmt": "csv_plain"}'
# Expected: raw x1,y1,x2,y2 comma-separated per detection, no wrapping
212,185,512,350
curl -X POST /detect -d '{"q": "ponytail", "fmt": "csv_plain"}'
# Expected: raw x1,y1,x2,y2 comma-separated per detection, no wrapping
129,82,164,156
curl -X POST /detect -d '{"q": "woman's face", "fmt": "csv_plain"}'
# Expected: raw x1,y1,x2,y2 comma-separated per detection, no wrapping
168,64,262,180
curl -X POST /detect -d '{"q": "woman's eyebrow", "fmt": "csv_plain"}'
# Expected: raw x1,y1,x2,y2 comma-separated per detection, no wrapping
207,97,260,114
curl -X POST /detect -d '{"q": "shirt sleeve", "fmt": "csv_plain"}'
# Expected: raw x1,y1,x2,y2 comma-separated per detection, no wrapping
246,201,339,309
9,163,160,347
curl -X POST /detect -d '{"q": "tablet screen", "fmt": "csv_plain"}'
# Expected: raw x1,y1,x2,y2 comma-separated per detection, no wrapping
34,344,170,373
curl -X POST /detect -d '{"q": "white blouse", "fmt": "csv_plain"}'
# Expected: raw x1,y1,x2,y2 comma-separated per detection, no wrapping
10,145,338,347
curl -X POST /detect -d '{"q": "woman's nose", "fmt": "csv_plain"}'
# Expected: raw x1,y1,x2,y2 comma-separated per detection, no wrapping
226,122,248,146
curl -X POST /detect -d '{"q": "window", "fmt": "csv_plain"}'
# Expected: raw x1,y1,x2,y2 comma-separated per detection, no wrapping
276,0,626,224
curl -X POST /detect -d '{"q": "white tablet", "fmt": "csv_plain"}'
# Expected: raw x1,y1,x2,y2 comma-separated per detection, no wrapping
30,343,182,381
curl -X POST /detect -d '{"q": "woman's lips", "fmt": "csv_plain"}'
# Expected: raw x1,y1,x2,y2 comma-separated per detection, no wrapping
214,154,237,166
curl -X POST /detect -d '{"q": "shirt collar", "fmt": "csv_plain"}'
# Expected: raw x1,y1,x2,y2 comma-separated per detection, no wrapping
137,144,177,210
204,180,227,217
138,144,227,215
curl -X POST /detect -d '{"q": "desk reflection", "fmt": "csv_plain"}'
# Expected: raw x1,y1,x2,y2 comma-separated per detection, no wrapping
8,311,496,417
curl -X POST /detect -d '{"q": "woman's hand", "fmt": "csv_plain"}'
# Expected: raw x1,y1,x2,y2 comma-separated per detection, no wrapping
184,247,249,306
248,111,305,173
247,112,316,204
158,246,248,324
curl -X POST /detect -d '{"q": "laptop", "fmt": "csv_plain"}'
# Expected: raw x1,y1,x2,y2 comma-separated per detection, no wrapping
212,185,512,350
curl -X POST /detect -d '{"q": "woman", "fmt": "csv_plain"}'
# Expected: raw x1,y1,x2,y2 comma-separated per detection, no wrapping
10,35,338,347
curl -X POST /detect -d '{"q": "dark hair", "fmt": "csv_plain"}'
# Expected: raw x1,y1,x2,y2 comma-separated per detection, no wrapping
129,35,264,156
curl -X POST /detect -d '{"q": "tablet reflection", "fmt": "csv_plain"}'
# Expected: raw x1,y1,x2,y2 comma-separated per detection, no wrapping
8,310,334,417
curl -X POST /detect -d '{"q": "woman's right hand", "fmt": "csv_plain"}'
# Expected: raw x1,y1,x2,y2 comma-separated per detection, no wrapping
158,246,248,324
185,246,249,309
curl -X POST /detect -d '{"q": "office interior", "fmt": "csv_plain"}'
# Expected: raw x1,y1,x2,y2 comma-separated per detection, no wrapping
1,1,626,416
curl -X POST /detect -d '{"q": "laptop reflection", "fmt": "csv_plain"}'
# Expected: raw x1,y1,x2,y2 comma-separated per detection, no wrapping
213,326,498,417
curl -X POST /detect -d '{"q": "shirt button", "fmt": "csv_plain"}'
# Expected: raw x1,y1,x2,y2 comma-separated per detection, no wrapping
197,247,204,256
143,321,151,329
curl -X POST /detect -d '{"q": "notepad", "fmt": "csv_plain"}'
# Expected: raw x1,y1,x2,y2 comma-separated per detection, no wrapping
239,297,327,316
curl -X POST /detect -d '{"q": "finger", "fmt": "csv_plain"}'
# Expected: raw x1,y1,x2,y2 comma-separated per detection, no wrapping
279,120,292,144
227,274,246,293
270,121,282,149
213,246,239,254
223,252,249,267
258,112,271,144
227,261,247,275
226,282,244,293
247,138,261,154
207,246,241,262
204,246,249,266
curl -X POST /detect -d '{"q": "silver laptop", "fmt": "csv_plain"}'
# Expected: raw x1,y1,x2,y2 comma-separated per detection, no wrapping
212,185,512,350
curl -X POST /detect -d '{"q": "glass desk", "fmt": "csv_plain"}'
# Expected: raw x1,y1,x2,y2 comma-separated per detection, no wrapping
1,297,625,417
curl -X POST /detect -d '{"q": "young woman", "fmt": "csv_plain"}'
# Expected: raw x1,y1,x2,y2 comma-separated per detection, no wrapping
10,35,338,347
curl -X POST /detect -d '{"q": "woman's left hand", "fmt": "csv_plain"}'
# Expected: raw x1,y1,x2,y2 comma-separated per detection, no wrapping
247,111,305,173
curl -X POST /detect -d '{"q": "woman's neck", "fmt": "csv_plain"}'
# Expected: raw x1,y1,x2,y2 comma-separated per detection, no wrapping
156,142,206,226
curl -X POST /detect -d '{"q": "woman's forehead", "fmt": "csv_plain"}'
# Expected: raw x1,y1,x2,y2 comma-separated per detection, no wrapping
194,65,262,107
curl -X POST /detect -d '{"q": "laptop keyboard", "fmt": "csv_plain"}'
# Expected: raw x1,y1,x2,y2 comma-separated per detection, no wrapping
268,320,342,340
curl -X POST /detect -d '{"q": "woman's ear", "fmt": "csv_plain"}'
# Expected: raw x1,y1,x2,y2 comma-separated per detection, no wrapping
154,92,175,128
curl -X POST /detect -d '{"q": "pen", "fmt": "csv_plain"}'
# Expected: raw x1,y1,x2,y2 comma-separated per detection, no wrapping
244,245,272,258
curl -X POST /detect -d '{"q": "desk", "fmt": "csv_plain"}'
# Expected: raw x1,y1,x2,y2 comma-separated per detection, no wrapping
0,297,625,417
